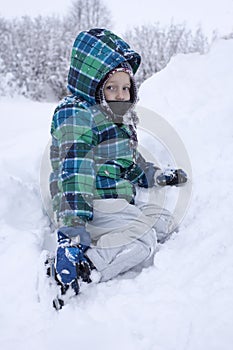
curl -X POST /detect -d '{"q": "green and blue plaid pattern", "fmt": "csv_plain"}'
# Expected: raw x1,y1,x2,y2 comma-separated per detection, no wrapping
67,28,141,104
50,29,146,226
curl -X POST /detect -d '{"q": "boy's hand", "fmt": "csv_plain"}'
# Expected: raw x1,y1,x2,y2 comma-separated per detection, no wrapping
156,168,188,187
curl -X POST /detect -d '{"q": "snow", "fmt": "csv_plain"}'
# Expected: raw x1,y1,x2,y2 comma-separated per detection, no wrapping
1,38,233,349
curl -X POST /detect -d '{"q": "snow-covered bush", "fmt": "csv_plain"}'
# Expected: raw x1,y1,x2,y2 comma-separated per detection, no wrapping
0,0,112,101
123,22,211,85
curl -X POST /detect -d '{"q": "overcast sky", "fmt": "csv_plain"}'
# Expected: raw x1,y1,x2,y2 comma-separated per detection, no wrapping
0,0,233,36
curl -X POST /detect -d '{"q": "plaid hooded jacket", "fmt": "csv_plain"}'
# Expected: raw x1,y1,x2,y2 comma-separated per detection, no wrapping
50,28,150,226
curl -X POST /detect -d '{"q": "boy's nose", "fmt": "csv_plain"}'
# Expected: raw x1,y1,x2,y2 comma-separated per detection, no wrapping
115,90,125,100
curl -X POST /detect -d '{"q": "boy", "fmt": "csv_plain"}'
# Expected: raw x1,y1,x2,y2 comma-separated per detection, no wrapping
50,28,187,303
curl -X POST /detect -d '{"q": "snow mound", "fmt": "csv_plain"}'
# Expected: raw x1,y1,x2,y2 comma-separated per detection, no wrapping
1,39,233,350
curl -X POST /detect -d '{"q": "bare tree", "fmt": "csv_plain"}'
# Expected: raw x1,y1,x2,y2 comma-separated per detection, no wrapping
0,17,16,96
66,0,112,36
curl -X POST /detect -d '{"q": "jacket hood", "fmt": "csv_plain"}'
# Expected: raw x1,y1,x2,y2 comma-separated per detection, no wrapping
67,28,141,105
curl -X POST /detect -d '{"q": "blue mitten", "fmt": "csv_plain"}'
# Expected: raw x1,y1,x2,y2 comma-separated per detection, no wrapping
55,226,91,285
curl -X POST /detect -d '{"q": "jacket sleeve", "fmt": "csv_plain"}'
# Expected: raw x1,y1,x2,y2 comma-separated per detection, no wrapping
135,151,160,188
108,147,158,188
50,105,96,226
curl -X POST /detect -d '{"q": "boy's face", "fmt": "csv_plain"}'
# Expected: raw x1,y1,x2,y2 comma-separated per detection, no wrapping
104,72,131,101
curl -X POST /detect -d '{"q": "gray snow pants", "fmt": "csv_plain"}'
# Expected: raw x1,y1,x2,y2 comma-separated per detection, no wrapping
85,198,175,282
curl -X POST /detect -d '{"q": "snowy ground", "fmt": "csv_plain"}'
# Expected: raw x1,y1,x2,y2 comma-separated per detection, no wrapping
0,38,233,350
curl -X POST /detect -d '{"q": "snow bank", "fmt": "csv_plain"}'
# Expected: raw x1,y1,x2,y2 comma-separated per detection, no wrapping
0,39,233,350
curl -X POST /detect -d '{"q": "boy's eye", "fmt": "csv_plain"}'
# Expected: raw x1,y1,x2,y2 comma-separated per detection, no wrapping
105,86,130,91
